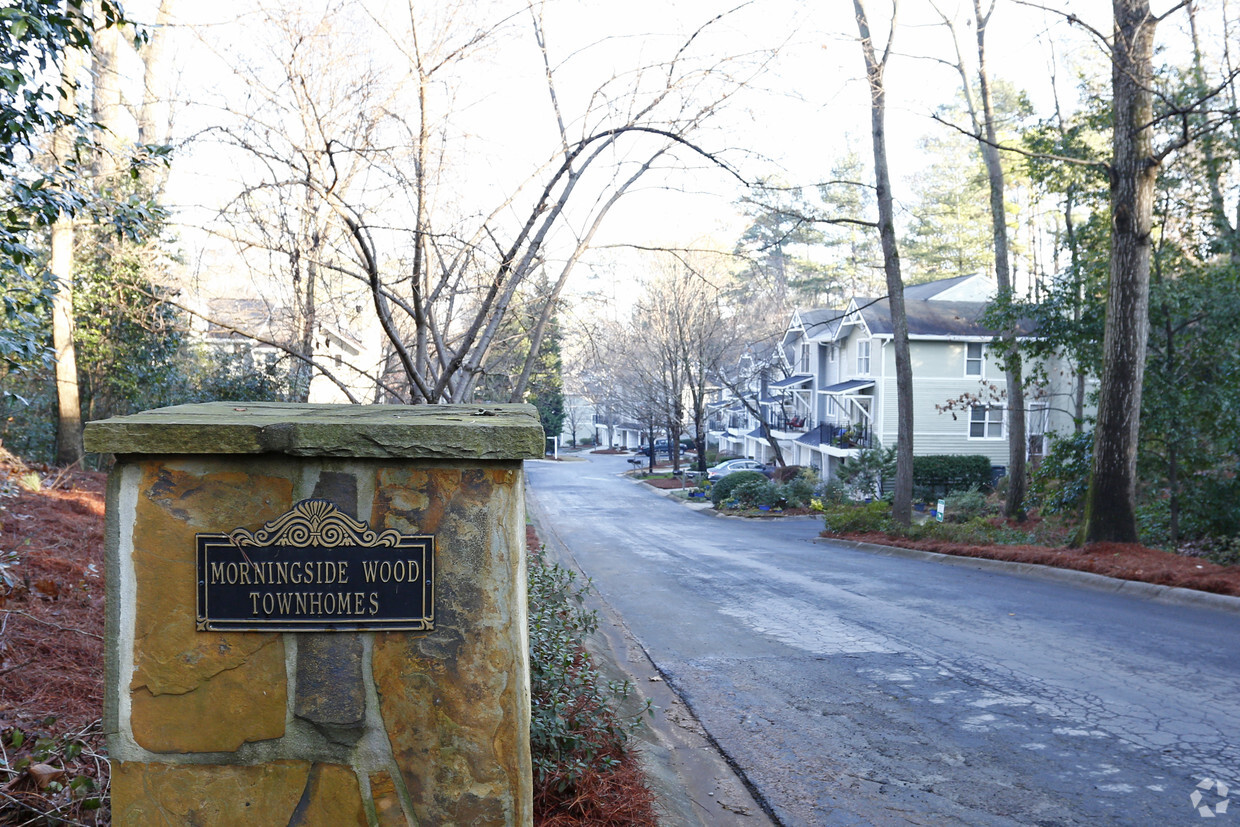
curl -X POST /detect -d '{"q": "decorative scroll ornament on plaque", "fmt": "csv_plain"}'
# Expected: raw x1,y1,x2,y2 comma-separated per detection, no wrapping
196,499,434,633
228,499,403,548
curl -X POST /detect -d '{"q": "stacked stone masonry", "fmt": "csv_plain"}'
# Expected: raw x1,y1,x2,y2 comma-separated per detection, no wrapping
86,403,543,826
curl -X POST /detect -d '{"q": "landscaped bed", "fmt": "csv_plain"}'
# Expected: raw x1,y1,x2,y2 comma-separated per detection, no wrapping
825,527,1240,597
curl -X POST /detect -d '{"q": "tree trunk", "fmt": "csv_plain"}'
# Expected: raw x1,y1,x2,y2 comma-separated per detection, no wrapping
52,42,85,466
854,0,912,525
91,5,123,181
972,0,1026,519
138,0,176,195
1081,0,1158,545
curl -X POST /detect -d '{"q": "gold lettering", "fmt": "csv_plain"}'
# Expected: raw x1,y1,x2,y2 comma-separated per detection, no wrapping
296,592,307,614
251,562,265,586
239,563,251,586
379,560,391,583
249,592,260,615
308,592,322,615
393,560,405,582
225,562,239,584
369,593,379,615
322,592,335,614
290,562,302,584
338,561,348,584
277,592,293,613
210,562,227,584
354,592,365,614
407,560,419,582
274,561,288,585
362,560,378,582
261,593,275,615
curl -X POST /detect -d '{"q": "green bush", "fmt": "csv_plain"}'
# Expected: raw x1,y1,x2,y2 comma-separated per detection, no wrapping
911,455,993,498
1179,472,1240,541
941,486,992,523
732,476,779,508
821,501,892,534
1206,537,1240,567
837,445,896,499
1031,431,1092,515
813,477,849,506
778,467,819,508
528,551,644,792
710,470,768,507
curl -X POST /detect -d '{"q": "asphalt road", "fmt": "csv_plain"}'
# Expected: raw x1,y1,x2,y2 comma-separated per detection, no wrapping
525,453,1240,826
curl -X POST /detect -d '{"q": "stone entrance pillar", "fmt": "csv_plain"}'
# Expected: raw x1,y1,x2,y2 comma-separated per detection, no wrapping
85,402,543,826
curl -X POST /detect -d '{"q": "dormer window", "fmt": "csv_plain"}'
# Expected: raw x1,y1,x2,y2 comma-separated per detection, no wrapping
965,342,984,377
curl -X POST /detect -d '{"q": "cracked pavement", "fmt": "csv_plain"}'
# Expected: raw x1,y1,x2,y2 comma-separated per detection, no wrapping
527,454,1240,826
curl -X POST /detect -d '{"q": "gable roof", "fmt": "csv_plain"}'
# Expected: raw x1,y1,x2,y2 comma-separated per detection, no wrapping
903,273,995,302
854,297,1035,339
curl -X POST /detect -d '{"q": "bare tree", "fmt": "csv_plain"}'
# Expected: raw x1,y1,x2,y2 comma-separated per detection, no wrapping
191,1,760,405
853,0,913,525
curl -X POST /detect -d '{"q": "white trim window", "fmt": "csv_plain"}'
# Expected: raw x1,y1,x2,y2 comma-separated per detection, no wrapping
969,405,1004,439
857,339,871,375
828,344,837,363
965,342,985,377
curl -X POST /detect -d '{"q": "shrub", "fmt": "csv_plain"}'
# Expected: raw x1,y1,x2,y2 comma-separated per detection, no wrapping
1031,431,1092,515
1179,471,1240,541
941,486,992,523
911,455,993,499
710,470,768,507
778,467,819,508
813,477,849,507
837,445,896,499
821,501,892,534
1206,537,1240,567
528,552,645,793
772,464,804,483
732,476,779,508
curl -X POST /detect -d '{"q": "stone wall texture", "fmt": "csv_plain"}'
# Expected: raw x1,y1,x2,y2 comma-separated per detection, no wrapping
101,451,533,826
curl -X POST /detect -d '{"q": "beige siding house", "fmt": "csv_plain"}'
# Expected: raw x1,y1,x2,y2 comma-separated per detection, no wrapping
755,275,1081,481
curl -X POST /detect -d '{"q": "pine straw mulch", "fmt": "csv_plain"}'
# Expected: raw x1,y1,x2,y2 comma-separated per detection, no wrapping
0,453,655,827
0,450,108,825
831,529,1240,598
525,524,659,827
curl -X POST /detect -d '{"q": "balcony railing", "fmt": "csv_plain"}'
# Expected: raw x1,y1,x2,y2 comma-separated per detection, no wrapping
810,421,873,450
765,414,810,432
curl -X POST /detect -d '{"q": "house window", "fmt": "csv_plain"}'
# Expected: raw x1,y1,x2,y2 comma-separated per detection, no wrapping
965,342,984,376
800,343,810,373
1028,404,1048,457
857,339,871,375
969,406,1004,439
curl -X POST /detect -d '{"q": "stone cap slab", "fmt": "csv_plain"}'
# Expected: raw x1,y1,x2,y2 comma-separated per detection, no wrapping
84,402,545,460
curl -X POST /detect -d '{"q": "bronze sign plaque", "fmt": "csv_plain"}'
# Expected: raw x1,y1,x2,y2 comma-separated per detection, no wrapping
196,499,434,632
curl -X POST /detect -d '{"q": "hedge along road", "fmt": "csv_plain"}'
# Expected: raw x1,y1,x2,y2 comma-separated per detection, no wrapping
525,452,1240,826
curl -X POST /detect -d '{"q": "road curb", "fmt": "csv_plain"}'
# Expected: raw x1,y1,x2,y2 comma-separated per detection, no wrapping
817,537,1240,616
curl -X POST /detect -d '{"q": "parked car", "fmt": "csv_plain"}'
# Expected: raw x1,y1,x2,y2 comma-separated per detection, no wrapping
706,459,773,481
635,438,696,457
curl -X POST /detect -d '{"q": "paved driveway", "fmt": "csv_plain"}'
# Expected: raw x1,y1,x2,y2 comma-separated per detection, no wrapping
526,453,1240,826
